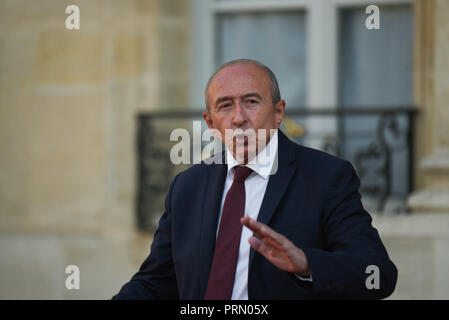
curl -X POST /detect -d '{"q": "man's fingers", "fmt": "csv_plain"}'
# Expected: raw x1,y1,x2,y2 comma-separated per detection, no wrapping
248,236,271,258
241,217,263,237
241,216,258,231
262,236,284,251
250,234,284,253
241,216,263,239
241,216,271,236
260,226,285,247
241,216,286,247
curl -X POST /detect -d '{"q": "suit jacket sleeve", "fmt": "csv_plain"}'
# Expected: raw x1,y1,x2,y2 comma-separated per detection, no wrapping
112,174,179,300
301,160,398,299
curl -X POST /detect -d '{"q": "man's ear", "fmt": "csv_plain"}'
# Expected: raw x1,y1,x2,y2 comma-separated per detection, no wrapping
274,100,286,128
203,111,215,129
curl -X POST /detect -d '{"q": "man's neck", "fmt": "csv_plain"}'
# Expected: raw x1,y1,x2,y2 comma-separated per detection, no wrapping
226,129,279,177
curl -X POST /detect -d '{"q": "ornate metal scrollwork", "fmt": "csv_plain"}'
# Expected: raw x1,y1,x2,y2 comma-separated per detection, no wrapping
354,111,411,213
137,116,174,231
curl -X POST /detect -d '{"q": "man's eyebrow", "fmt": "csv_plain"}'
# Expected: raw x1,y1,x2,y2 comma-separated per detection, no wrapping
214,93,262,107
215,96,233,106
242,93,262,100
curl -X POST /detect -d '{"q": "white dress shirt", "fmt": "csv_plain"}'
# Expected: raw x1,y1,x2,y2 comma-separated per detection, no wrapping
215,130,311,300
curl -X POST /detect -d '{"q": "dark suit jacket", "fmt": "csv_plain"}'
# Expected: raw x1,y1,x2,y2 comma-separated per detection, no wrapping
113,130,397,300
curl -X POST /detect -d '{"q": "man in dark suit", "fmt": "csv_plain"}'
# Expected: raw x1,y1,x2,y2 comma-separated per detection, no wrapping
113,59,397,300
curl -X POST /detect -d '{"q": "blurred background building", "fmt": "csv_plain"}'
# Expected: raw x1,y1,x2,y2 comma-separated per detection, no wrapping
0,0,448,299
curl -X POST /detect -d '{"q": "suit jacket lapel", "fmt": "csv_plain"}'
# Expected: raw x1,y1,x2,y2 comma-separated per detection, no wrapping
249,130,297,267
199,159,227,298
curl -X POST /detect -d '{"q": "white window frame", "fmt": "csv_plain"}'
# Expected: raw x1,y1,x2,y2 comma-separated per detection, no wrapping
191,0,414,112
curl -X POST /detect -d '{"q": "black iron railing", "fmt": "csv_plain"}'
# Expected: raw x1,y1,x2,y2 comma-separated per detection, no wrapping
136,107,418,232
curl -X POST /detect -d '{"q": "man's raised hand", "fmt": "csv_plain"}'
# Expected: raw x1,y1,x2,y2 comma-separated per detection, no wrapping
241,216,311,277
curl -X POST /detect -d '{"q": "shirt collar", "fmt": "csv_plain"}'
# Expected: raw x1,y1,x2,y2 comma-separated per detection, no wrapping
226,129,279,180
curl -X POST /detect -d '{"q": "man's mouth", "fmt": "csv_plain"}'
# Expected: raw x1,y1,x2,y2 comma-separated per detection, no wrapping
234,135,249,144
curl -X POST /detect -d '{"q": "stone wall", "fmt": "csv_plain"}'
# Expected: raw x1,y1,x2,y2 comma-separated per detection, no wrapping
0,0,192,299
409,0,449,212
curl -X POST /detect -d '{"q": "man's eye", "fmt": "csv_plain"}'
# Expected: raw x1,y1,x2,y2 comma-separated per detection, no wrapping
246,99,258,105
219,104,231,110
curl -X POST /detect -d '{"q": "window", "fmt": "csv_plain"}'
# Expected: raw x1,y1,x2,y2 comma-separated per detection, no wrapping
339,4,414,211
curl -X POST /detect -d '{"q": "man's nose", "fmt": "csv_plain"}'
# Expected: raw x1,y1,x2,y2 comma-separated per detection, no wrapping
232,102,246,126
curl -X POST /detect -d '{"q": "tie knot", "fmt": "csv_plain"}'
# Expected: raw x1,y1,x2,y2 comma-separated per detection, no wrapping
233,166,253,183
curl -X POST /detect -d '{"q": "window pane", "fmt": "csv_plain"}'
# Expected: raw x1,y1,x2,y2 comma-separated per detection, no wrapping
339,5,413,212
217,11,307,108
340,5,413,107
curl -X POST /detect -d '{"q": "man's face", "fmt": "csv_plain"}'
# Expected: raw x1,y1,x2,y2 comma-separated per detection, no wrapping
203,63,285,162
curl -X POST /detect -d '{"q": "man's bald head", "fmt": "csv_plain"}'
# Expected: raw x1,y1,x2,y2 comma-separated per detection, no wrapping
204,59,281,111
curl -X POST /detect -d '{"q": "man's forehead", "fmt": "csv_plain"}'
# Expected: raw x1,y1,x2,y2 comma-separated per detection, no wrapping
213,63,267,83
208,64,270,94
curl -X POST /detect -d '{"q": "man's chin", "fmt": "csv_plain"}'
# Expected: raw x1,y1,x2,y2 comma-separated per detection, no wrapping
232,147,258,164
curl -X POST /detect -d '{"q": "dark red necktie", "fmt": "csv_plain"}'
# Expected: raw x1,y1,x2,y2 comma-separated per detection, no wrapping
205,165,253,300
